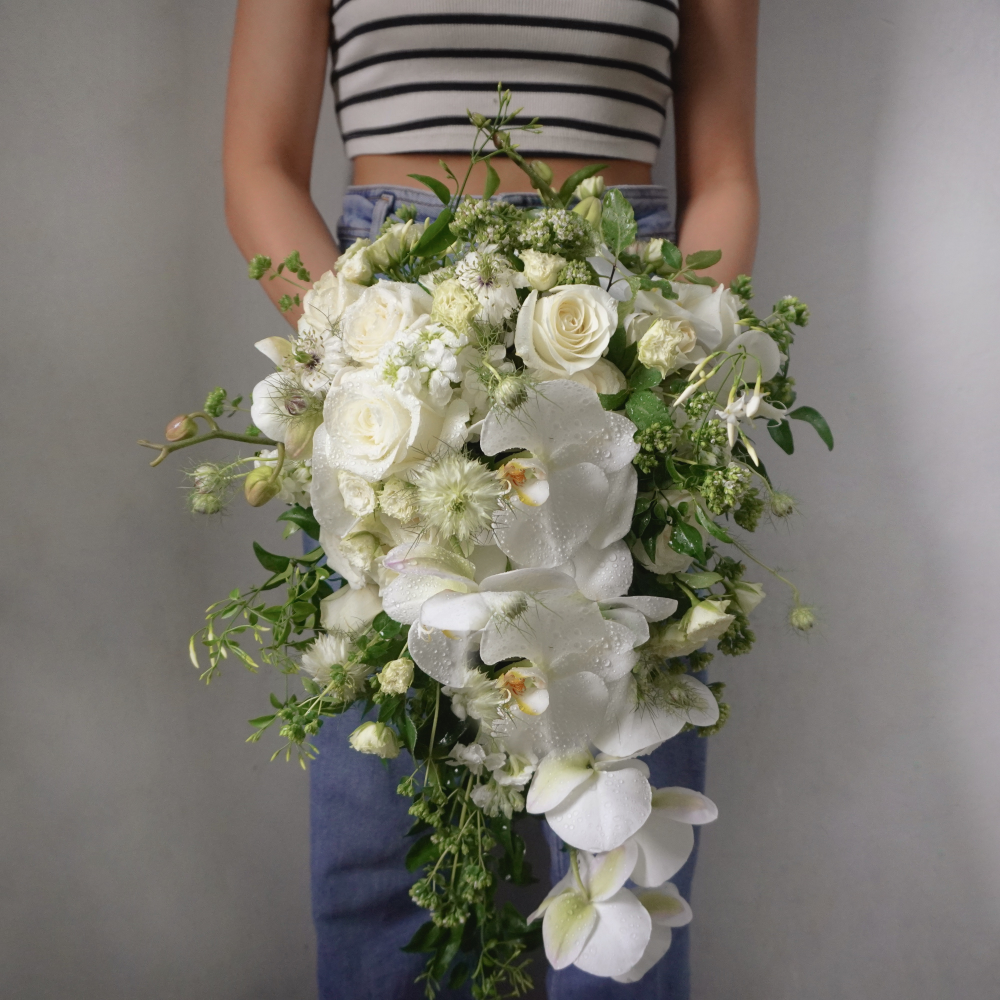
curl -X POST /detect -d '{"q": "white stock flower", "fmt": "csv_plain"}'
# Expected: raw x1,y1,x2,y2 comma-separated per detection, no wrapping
337,470,376,517
339,281,432,366
349,720,400,758
612,883,693,984
515,285,617,377
566,358,627,395
527,750,652,853
317,368,469,481
529,843,652,978
481,380,639,568
518,249,567,291
455,249,520,325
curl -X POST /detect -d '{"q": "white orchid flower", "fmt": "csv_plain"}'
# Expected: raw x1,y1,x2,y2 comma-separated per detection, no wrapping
595,672,720,758
480,380,639,568
528,843,651,978
597,594,679,648
611,882,693,984
626,786,718,888
587,246,637,302
527,750,652,853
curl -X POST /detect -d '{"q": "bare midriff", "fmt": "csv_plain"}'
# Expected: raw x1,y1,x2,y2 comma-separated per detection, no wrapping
352,154,652,196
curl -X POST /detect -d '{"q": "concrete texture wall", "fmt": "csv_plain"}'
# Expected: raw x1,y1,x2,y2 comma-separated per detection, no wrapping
0,1,997,997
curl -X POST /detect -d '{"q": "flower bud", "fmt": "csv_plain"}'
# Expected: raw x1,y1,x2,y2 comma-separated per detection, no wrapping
165,414,197,442
335,238,373,283
530,160,554,184
492,374,529,411
574,175,605,201
243,466,282,507
349,721,400,758
189,492,223,515
788,604,817,631
769,491,797,517
378,659,414,695
643,238,665,264
468,111,490,129
518,249,567,291
367,228,404,272
572,196,603,229
283,411,323,460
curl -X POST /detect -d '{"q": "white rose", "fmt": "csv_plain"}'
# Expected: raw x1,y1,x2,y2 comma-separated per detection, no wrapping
378,658,414,695
340,531,381,575
339,281,432,366
636,317,699,377
733,581,766,614
567,358,627,395
349,721,400,758
518,249,567,291
338,470,376,517
320,368,468,481
684,599,736,643
300,269,363,334
320,582,383,632
514,285,617,376
339,246,374,284
627,283,742,352
631,528,696,576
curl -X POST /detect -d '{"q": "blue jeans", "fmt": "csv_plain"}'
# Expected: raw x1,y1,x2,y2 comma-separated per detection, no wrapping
312,186,705,1000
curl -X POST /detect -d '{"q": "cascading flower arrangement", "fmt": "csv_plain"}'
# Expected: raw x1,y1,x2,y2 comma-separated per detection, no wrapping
141,89,831,998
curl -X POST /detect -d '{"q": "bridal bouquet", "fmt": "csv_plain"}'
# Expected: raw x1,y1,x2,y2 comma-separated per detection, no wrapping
142,90,830,998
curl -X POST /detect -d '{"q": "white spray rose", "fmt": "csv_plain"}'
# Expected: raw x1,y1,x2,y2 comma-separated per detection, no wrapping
349,721,400,758
518,249,567,291
684,599,736,643
378,476,420,524
339,281,432,366
337,242,374,284
567,358,628,395
629,283,743,352
637,318,699,377
300,269,363,334
337,470,376,517
732,581,765,614
319,368,469,481
431,279,480,335
340,531,381,576
514,285,617,376
378,658,414,695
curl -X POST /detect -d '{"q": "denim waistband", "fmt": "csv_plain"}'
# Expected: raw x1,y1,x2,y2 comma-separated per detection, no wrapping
336,183,675,248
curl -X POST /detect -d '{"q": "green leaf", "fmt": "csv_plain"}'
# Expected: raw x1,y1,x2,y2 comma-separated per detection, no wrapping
248,714,276,728
686,274,719,287
642,531,659,563
372,611,402,637
412,207,455,256
601,188,637,255
269,693,283,710
277,504,321,540
629,365,662,390
634,495,653,516
378,695,403,723
253,541,290,574
597,388,630,411
789,406,834,450
557,162,607,205
661,241,683,271
402,920,444,954
677,571,723,588
604,325,636,372
694,504,733,543
685,249,723,270
430,927,463,982
483,161,500,200
401,714,418,753
626,389,672,431
405,833,437,873
668,520,705,562
767,419,795,455
406,173,451,205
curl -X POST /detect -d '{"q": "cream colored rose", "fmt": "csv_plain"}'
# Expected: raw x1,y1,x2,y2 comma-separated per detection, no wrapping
637,317,699,377
339,281,432,365
338,242,374,284
320,368,468,481
337,470,376,517
349,721,400,758
320,582,383,632
567,358,627,395
628,283,742,353
300,270,363,334
340,531,381,575
518,249,567,291
367,220,427,272
378,658,414,694
431,278,479,334
514,285,617,376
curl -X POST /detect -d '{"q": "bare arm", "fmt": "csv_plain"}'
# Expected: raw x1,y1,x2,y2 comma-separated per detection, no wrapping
223,0,338,325
673,0,760,285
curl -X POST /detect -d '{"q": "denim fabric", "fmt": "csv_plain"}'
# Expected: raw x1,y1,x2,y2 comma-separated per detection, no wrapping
313,185,706,1000
336,184,676,249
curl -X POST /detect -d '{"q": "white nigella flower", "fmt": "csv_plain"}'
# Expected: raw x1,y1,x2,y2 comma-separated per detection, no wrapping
480,380,640,568
528,843,652,978
526,750,653,854
455,248,519,326
411,451,503,542
443,665,508,736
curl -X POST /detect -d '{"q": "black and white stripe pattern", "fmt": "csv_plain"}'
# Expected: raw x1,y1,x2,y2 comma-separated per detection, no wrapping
331,0,678,163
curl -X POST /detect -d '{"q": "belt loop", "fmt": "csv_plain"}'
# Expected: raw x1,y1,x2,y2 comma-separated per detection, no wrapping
369,192,395,240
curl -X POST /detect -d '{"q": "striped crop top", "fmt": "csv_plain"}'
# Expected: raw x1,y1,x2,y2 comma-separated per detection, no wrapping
330,0,679,164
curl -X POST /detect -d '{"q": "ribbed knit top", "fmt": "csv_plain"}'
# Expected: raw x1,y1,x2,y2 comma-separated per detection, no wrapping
330,0,678,164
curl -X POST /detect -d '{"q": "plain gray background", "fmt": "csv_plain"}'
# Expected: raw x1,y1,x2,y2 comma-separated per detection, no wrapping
2,1,999,997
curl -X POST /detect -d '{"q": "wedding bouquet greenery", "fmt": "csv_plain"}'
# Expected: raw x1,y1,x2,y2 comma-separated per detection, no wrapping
141,89,830,998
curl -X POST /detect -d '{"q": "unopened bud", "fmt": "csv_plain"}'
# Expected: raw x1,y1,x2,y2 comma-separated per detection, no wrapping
574,176,605,201
349,721,400,759
572,196,603,229
468,111,490,129
530,160,553,185
493,374,529,411
244,466,281,507
769,491,796,518
788,604,817,632
165,414,197,441
284,412,323,459
190,492,223,515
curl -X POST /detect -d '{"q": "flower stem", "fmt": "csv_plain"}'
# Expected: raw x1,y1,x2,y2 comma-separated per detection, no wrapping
138,429,277,467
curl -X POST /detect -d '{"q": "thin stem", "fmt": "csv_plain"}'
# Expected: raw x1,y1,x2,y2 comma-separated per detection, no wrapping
138,429,277,467
490,131,559,206
425,682,441,789
729,538,802,603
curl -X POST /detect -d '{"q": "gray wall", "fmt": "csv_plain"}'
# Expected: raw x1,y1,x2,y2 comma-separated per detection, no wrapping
1,1,997,998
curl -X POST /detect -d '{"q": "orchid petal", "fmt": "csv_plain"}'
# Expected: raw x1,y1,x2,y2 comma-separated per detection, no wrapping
650,787,719,825
545,761,652,853
578,842,639,902
639,884,693,928
588,464,638,549
471,544,508,583
420,591,492,632
610,921,673,984
629,811,694,887
526,750,594,814
602,607,649,647
320,583,383,634
480,568,577,594
407,623,480,687
381,574,473,625
543,893,599,970
527,870,575,924
594,677,686,758
573,889,652,978
382,541,476,582
568,540,633,602
603,595,679,622
255,336,294,366
508,671,609,756
311,427,363,538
